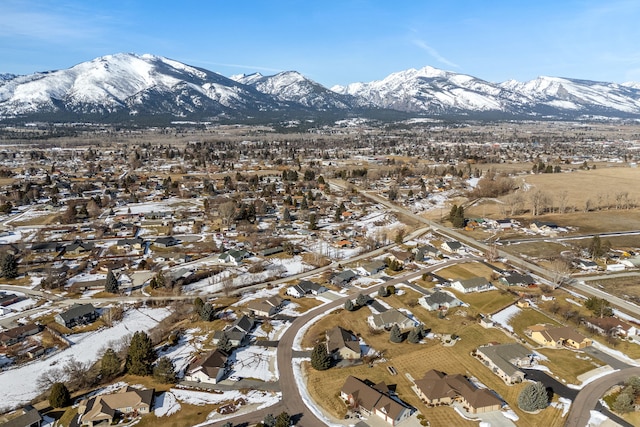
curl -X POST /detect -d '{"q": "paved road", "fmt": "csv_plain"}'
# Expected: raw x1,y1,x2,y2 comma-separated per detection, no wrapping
565,367,640,427
328,179,640,319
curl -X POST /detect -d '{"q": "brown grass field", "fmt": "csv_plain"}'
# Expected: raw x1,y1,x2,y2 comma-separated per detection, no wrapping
434,261,497,281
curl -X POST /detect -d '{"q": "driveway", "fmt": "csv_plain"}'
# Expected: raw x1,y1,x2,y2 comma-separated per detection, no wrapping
583,346,632,370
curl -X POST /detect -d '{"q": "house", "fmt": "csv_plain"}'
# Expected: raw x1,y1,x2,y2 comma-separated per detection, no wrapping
450,277,493,294
370,309,417,330
387,250,413,265
218,249,249,266
526,324,592,349
496,219,515,229
245,296,284,317
30,242,63,254
153,236,180,248
260,246,283,257
530,220,559,235
359,260,387,276
0,323,41,347
184,349,229,384
54,303,99,328
418,290,464,312
64,240,95,255
0,293,23,307
286,280,327,298
78,387,154,427
116,237,146,250
475,343,535,385
330,270,357,286
499,271,536,287
583,317,637,338
576,259,598,271
326,326,361,360
441,241,464,254
341,376,413,426
413,245,440,261
1,405,42,427
213,315,255,347
414,369,502,414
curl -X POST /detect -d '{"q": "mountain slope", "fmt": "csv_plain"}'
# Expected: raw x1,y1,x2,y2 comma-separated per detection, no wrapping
2,54,640,122
0,53,288,118
232,71,363,110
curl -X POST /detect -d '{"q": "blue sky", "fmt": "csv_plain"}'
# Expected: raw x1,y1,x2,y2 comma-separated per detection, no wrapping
2,0,640,87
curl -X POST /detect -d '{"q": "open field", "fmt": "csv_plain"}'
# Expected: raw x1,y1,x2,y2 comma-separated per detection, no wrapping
434,261,497,281
456,289,516,314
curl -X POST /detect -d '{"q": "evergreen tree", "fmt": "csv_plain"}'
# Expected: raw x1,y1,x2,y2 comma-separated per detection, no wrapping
0,252,18,279
100,348,121,379
222,423,233,427
194,297,204,314
308,213,318,230
356,293,369,307
449,204,458,221
613,390,634,413
153,356,177,383
283,208,291,222
263,414,276,427
517,381,549,411
407,326,422,344
389,324,404,343
275,411,291,427
49,382,70,408
105,269,118,293
589,235,604,259
378,286,389,297
344,299,355,311
217,332,234,354
125,331,155,376
200,302,215,321
311,343,331,371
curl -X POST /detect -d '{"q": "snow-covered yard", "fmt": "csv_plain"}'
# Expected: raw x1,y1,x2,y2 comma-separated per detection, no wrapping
230,347,278,381
0,307,172,411
491,304,522,332
154,388,281,423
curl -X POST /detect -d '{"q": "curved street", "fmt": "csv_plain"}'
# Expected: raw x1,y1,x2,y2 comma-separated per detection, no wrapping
565,367,640,427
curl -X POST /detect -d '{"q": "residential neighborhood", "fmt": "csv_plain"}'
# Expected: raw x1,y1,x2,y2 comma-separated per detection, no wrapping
0,120,639,427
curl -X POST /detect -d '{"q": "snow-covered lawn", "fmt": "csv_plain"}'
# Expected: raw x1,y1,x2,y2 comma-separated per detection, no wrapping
153,388,281,423
253,320,289,340
491,305,521,332
156,328,205,377
0,307,172,411
550,397,571,417
230,347,278,381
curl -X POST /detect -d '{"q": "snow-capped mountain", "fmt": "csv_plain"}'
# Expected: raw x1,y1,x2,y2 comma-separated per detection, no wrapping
332,66,640,118
231,71,362,110
2,54,640,122
0,53,289,118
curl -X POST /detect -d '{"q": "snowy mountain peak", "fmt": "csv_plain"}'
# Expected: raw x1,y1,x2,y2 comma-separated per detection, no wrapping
3,54,640,121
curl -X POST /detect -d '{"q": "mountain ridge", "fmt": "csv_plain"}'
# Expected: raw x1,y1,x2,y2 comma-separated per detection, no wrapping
2,53,640,123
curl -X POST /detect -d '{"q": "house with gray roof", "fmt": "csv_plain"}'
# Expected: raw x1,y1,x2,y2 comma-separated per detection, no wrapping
475,343,536,385
330,270,357,286
499,271,535,287
370,309,417,331
1,405,42,427
341,376,413,425
55,303,98,328
418,290,464,312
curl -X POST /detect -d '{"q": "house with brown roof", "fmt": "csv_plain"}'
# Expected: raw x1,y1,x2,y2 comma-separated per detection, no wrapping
526,324,592,349
340,376,413,426
0,323,41,347
77,387,154,427
583,317,637,338
245,296,283,317
413,369,502,414
184,349,229,385
326,326,361,360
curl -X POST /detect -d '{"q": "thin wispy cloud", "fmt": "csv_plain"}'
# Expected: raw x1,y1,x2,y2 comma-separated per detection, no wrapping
412,39,459,68
0,7,103,42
